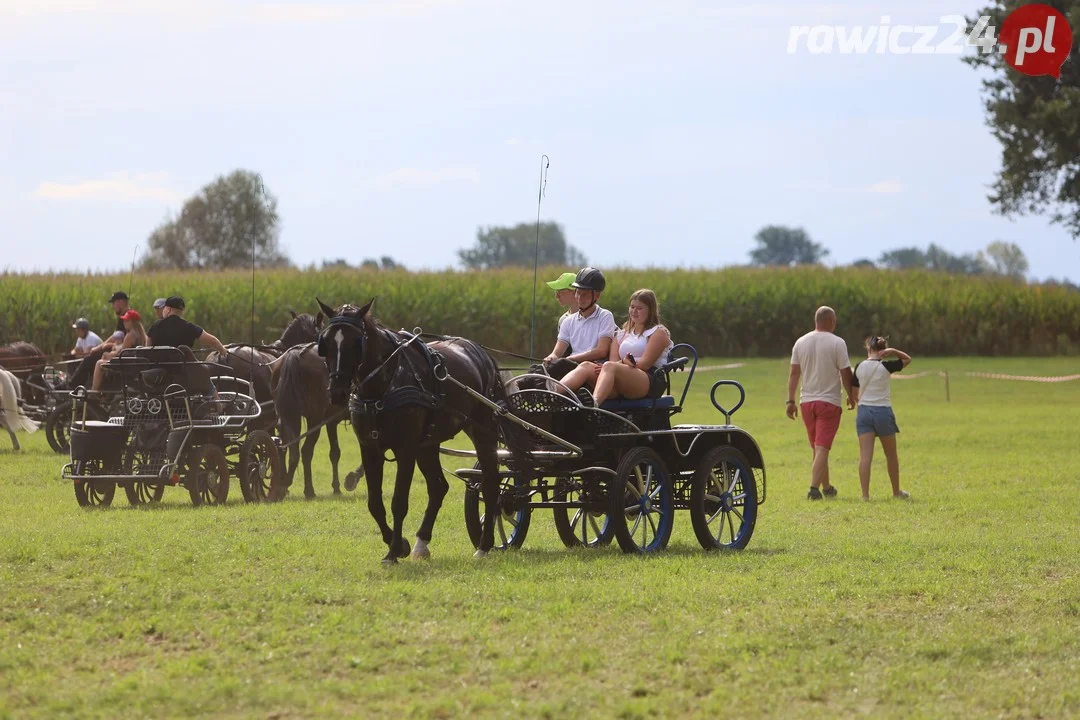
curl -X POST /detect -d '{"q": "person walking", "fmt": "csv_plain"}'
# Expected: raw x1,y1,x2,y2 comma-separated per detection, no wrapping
851,336,912,501
787,306,855,500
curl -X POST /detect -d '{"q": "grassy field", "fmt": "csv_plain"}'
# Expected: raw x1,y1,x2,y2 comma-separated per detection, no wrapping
2,357,1078,718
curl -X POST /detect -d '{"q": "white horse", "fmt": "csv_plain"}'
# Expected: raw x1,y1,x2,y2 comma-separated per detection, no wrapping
0,368,39,451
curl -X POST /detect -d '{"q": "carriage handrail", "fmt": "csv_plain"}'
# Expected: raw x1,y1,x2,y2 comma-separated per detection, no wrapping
710,380,745,425
669,343,698,409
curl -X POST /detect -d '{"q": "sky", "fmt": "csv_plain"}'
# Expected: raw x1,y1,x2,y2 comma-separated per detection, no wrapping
2,0,1078,281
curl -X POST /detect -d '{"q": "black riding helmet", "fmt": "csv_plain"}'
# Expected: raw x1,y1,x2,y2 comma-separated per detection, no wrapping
570,267,606,293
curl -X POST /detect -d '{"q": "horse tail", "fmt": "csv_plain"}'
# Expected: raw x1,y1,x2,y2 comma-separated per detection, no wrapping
273,348,306,439
0,369,39,434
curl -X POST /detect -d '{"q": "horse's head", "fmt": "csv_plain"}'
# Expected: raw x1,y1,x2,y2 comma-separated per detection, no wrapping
278,310,322,349
316,297,374,406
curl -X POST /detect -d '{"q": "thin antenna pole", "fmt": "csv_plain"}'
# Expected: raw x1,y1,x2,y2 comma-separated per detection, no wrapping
529,154,550,359
128,244,138,301
250,174,268,391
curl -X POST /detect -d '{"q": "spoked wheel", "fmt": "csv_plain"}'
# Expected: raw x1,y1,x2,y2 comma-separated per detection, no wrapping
552,475,614,549
186,444,230,507
690,446,758,550
238,430,282,503
46,402,72,454
609,447,674,554
464,462,531,550
72,460,116,508
122,447,166,506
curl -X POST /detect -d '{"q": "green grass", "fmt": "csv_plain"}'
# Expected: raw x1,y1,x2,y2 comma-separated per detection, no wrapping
2,357,1079,718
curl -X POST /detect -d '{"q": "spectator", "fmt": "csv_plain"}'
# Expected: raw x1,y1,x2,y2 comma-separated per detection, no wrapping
786,306,855,500
71,318,102,358
852,336,912,501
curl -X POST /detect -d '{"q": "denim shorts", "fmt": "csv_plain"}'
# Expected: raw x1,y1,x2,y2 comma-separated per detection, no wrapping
856,405,899,437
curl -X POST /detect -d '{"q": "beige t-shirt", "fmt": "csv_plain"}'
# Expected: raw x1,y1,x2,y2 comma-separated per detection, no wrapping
791,330,850,407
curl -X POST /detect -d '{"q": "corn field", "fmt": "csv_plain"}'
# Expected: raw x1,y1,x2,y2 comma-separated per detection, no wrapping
1,267,1077,359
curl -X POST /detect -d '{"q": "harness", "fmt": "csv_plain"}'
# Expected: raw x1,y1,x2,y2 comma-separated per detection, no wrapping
325,319,445,444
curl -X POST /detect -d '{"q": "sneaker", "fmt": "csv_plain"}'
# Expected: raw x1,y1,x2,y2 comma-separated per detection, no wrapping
893,490,911,500
823,486,838,498
807,487,823,500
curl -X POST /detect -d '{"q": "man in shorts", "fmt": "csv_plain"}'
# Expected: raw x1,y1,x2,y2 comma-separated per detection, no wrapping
786,306,855,500
107,291,132,344
541,267,616,380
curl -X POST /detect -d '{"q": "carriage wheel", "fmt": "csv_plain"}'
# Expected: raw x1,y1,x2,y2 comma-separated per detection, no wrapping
238,430,281,503
689,446,758,551
463,462,531,550
122,447,165,506
609,447,674,554
72,460,116,508
186,444,230,507
552,477,614,548
46,402,72,454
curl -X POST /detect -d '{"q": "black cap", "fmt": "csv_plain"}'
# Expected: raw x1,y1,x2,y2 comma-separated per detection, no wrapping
570,267,606,293
164,296,185,310
109,291,129,302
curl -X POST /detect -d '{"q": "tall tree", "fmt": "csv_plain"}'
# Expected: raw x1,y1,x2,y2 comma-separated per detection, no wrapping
748,226,829,266
141,170,289,269
979,241,1030,279
458,222,586,270
963,1,1080,238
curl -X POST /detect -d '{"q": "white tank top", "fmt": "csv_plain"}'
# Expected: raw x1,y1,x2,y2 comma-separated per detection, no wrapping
616,325,673,364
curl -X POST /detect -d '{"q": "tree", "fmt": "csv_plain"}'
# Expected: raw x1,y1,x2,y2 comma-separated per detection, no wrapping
140,170,289,269
458,222,586,270
963,1,1080,238
879,244,987,273
324,256,403,270
748,226,829,266
979,241,1029,279
878,247,928,270
851,258,876,268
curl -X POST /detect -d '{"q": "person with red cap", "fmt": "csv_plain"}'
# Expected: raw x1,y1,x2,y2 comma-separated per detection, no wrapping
91,309,147,392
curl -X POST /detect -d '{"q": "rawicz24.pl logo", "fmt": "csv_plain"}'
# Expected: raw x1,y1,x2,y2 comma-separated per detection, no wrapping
787,3,1073,78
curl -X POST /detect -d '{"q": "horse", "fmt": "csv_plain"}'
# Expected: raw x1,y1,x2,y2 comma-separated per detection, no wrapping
207,311,322,430
0,342,49,406
270,343,350,499
315,297,506,563
0,368,39,451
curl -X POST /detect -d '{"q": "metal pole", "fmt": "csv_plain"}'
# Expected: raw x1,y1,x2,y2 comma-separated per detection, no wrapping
529,155,550,359
944,370,950,402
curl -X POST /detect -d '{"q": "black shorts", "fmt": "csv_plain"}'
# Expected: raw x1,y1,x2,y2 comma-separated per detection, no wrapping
646,366,666,398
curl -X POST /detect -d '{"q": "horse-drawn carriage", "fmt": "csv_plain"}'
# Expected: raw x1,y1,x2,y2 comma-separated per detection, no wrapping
60,346,281,507
446,345,767,553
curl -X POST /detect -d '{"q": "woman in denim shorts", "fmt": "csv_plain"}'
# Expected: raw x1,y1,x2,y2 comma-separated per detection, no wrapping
851,336,912,501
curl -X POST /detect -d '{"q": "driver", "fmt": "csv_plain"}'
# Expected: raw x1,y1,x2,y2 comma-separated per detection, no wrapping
147,296,227,355
541,267,616,380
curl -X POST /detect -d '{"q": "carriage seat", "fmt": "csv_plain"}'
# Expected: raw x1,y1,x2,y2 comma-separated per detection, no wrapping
110,346,214,395
600,395,676,411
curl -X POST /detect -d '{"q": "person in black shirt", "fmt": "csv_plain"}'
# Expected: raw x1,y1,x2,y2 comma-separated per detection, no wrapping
108,291,131,342
147,296,227,355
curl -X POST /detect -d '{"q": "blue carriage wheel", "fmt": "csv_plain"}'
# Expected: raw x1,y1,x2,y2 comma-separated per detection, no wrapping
552,477,613,548
610,447,674,554
463,461,531,550
689,446,758,551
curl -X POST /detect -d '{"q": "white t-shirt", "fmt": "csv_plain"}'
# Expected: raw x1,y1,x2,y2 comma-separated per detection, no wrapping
75,332,103,353
558,305,617,356
616,325,673,365
790,330,850,407
853,358,904,406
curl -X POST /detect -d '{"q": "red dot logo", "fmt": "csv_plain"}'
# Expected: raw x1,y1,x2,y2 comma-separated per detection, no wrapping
999,3,1073,78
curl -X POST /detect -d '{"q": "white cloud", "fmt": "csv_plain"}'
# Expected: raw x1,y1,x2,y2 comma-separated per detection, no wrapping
868,180,904,194
505,137,524,146
373,167,480,188
35,172,183,203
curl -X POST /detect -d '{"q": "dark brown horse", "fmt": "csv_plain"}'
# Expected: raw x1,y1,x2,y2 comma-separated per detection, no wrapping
0,342,49,406
316,298,506,564
270,343,351,498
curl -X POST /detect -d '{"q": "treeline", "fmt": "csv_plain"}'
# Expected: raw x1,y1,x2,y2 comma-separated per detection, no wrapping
2,267,1077,359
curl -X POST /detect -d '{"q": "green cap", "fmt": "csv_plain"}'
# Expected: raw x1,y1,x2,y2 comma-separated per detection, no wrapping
546,272,577,291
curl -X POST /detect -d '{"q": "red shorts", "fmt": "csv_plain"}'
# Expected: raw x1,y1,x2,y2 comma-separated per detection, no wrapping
801,401,841,450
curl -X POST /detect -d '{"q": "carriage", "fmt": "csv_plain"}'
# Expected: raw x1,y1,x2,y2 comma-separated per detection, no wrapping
444,345,767,553
60,346,281,507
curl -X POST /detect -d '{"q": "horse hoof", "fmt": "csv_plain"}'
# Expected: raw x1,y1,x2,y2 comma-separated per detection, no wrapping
473,549,490,559
304,491,316,500
381,556,398,566
398,539,411,559
412,539,431,560
344,470,363,492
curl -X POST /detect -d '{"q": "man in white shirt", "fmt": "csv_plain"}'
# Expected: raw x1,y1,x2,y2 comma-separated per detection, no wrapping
542,267,616,379
71,318,103,357
786,306,855,500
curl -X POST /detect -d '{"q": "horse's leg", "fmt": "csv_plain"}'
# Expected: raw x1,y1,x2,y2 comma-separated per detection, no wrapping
412,447,450,560
474,435,501,557
7,427,19,452
386,450,416,565
300,423,321,499
361,444,394,551
327,420,341,495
